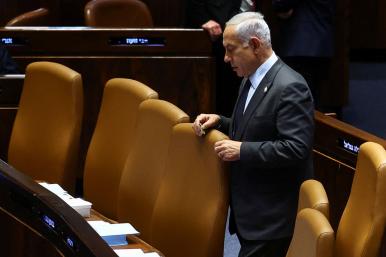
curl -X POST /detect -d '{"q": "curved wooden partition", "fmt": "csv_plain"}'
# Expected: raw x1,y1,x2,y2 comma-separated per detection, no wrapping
0,159,116,257
313,111,386,229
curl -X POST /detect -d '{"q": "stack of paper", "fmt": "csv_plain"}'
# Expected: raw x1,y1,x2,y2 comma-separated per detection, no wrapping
114,249,144,257
114,249,161,257
64,198,93,217
88,220,139,246
39,182,92,217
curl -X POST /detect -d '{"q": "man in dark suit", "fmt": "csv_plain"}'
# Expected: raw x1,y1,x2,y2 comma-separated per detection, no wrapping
192,12,314,257
0,45,19,74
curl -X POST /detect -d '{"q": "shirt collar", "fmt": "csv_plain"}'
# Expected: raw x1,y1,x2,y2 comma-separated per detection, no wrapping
248,51,278,89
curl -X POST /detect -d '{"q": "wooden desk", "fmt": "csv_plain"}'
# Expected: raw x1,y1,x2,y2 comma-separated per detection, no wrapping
1,27,214,117
0,160,162,257
0,75,23,160
313,111,386,229
87,209,163,255
313,112,386,257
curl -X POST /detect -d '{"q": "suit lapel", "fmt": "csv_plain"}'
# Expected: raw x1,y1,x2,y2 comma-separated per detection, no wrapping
234,59,284,140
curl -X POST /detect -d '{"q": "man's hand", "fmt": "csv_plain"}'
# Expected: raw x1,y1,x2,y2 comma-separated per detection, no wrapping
192,114,220,136
202,20,223,41
214,139,242,161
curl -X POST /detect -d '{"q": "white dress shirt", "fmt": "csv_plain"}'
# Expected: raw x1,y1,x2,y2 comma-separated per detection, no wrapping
243,52,278,112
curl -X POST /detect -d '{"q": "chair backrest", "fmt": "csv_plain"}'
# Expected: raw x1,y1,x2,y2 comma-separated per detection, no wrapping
117,99,189,241
335,142,386,257
286,208,334,257
84,0,153,27
83,78,158,219
149,123,229,257
8,61,83,193
298,179,329,219
6,8,52,26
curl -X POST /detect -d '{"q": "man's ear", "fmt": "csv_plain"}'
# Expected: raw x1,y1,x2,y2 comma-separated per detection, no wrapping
249,37,262,53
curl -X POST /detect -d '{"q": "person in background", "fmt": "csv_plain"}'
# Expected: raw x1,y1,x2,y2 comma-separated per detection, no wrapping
271,0,335,112
186,0,256,41
185,0,256,116
0,45,19,74
192,12,314,257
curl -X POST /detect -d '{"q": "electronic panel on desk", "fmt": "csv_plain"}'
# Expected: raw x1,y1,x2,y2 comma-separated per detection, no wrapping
0,160,116,257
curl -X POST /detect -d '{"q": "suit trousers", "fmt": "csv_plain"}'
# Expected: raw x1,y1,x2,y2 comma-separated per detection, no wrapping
237,236,291,257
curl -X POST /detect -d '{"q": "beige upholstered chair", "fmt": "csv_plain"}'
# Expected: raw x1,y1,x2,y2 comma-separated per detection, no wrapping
83,78,158,219
117,99,189,241
335,142,386,257
149,123,229,257
8,62,83,193
298,179,329,219
84,0,153,27
286,208,334,257
6,8,52,26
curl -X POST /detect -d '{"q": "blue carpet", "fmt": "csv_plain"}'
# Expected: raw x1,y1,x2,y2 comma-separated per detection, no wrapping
224,210,240,257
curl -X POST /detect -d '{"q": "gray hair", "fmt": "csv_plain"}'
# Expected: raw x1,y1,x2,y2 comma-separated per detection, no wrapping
226,12,271,47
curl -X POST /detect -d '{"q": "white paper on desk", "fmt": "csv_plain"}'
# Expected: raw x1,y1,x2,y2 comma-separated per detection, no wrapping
39,182,67,195
39,183,73,201
143,253,161,257
114,249,144,257
88,221,140,246
66,198,92,217
66,198,92,207
39,182,92,217
88,221,140,236
39,183,91,207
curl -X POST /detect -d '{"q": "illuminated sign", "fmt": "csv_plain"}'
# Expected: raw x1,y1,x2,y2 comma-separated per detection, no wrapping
1,37,28,46
1,38,13,44
109,37,165,46
338,138,360,154
42,214,56,229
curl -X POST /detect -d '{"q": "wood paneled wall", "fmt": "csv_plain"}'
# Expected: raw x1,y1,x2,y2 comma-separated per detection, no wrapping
351,0,386,49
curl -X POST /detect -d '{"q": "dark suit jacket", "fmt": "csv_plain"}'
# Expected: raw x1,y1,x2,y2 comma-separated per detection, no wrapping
218,58,314,240
0,46,19,74
272,0,335,57
185,0,241,28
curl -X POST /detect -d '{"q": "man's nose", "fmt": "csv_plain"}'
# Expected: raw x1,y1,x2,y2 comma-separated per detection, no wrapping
224,54,230,63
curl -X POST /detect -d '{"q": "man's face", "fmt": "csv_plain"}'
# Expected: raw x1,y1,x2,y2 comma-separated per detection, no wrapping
223,25,257,77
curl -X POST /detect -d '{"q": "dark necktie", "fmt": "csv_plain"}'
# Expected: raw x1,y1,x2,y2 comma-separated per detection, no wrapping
232,79,252,137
